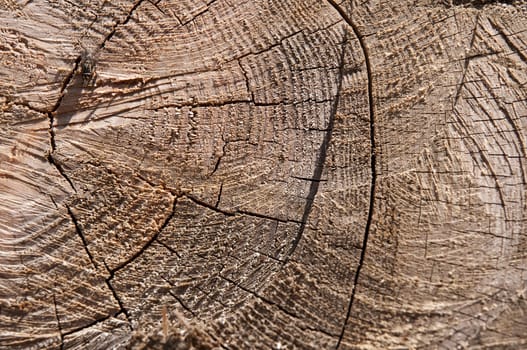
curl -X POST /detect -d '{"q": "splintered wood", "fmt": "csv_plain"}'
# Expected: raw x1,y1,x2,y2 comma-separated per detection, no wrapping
1,1,526,349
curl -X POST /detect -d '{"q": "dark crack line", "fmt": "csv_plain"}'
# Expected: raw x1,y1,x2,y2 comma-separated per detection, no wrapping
52,294,64,350
139,182,296,225
185,194,235,216
211,135,226,176
156,238,181,258
41,1,151,336
102,194,177,326
104,277,132,325
211,155,222,175
303,325,339,339
291,175,327,183
47,150,76,192
111,195,178,274
237,209,295,224
147,0,166,15
50,56,82,113
214,183,223,208
326,1,376,348
66,205,97,270
219,274,338,338
66,206,131,325
248,247,284,263
100,0,145,49
159,276,197,316
219,274,292,314
61,311,126,337
187,195,299,224
46,54,81,192
453,13,480,106
47,1,146,191
179,0,216,26
49,194,59,209
283,28,349,264
195,284,230,309
167,291,196,316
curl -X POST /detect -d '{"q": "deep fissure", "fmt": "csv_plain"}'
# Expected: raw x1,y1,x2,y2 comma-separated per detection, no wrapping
325,1,377,348
110,195,178,274
43,3,154,333
52,294,64,350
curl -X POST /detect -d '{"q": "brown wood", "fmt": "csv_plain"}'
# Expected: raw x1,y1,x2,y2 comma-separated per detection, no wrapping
1,0,526,349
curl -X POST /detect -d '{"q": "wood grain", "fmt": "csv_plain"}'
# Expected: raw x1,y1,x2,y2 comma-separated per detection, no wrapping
1,0,526,349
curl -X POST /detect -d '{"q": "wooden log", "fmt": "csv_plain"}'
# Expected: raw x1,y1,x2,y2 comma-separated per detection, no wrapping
1,0,526,349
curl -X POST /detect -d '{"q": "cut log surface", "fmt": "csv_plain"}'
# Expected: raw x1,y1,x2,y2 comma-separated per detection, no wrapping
1,0,526,349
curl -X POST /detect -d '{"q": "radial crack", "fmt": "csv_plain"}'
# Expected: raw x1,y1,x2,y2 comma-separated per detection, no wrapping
66,204,132,327
219,274,338,338
66,205,96,270
52,294,64,350
46,52,81,193
184,193,235,216
453,14,480,106
46,1,147,189
61,312,126,337
160,276,197,317
104,277,132,325
99,194,178,327
325,1,377,348
100,0,145,49
156,238,181,258
111,195,178,274
47,150,77,192
215,183,223,208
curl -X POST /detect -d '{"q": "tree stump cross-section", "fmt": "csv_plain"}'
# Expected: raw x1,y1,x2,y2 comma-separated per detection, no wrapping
1,0,526,349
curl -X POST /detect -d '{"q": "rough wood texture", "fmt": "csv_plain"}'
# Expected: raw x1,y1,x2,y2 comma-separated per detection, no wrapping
1,0,526,349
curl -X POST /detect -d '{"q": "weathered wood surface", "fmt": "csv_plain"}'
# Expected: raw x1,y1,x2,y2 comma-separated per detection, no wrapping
1,0,527,349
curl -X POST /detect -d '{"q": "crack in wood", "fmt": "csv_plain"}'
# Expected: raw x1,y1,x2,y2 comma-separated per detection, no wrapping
45,0,147,189
453,14,480,106
235,29,305,66
66,205,97,270
248,247,284,263
160,276,197,316
106,276,133,324
156,238,182,258
214,182,223,208
184,193,301,225
147,0,165,16
167,291,196,317
61,312,120,338
111,195,178,274
100,0,145,49
178,0,218,27
52,294,64,350
219,274,339,339
237,209,298,224
67,204,132,325
96,194,179,327
46,51,81,192
325,1,377,348
185,194,235,216
47,150,77,192
290,175,328,183
211,135,226,177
